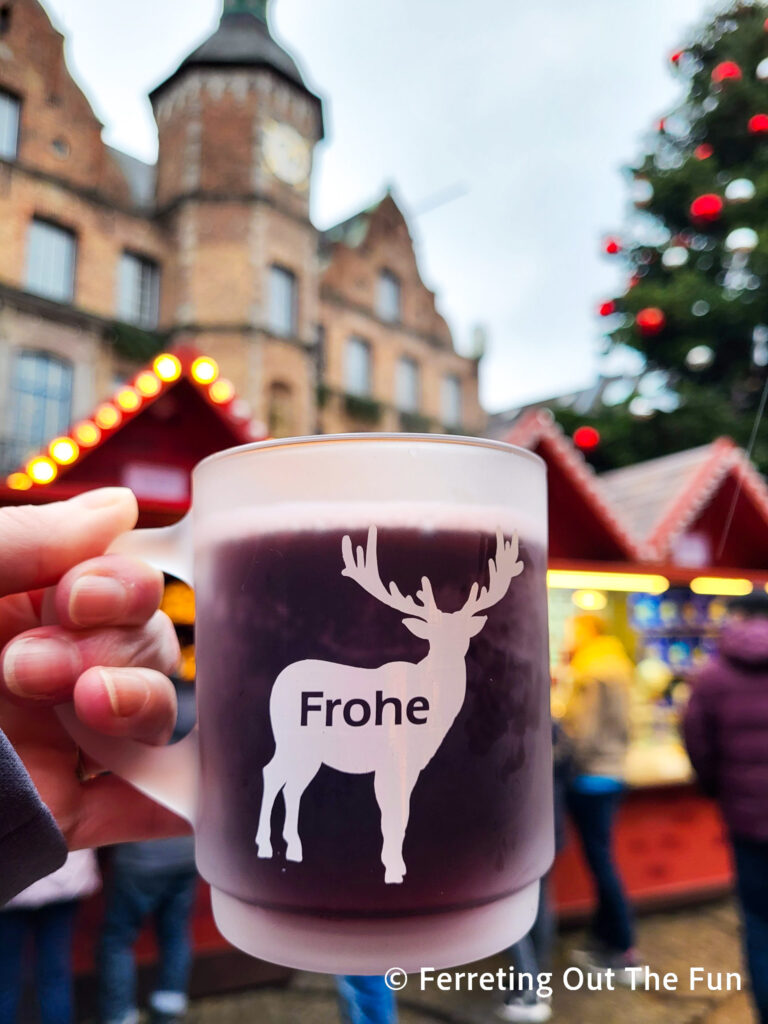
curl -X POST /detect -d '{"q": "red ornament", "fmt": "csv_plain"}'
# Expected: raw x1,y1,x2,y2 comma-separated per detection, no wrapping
636,307,667,336
657,117,666,133
711,61,742,83
748,113,768,134
598,301,616,317
689,193,723,222
765,16,768,30
694,143,713,160
670,50,684,65
574,426,601,451
604,237,621,255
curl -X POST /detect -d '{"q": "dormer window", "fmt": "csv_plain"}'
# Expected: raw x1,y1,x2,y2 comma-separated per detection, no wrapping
376,269,401,323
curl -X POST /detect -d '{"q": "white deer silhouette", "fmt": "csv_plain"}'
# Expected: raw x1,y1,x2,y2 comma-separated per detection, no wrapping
255,526,523,883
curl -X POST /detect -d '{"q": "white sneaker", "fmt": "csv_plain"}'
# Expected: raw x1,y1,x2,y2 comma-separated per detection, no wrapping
495,996,553,1022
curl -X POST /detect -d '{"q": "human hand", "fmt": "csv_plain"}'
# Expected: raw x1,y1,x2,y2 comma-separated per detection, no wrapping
0,488,189,849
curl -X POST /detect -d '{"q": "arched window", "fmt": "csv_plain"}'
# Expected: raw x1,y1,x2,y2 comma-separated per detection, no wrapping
267,381,295,438
9,350,73,465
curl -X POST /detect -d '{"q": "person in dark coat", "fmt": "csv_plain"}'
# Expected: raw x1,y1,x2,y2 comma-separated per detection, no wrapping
683,591,768,1024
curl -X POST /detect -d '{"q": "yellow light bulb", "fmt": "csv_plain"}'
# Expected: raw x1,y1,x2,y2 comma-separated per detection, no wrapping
191,357,219,385
95,404,121,430
572,589,608,611
116,387,141,412
209,378,235,404
153,354,181,382
26,457,58,485
7,473,32,491
49,437,80,465
136,371,161,397
73,421,101,447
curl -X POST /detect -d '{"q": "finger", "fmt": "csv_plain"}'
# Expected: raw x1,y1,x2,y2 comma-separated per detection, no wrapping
0,611,180,702
53,555,165,630
73,667,179,746
0,489,138,599
67,775,192,850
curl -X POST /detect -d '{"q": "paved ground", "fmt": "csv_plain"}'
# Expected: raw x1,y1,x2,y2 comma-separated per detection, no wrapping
182,897,756,1024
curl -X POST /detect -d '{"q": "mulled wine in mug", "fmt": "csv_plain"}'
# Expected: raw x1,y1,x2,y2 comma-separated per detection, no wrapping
59,434,553,974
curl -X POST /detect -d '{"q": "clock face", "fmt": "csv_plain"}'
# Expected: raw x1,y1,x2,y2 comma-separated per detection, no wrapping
263,120,312,187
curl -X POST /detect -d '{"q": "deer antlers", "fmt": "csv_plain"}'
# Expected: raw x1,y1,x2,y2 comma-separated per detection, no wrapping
341,526,523,620
341,527,438,621
462,528,524,616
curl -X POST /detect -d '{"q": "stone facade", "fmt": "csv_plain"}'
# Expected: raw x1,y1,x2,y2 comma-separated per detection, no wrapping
0,0,485,475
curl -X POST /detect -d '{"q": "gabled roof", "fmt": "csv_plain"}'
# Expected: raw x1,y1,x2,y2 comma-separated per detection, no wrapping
504,409,643,562
106,147,156,210
602,438,768,566
320,190,400,252
2,347,264,512
601,445,716,545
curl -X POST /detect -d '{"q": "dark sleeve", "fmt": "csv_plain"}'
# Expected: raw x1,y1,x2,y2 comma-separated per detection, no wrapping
0,730,68,905
682,670,718,797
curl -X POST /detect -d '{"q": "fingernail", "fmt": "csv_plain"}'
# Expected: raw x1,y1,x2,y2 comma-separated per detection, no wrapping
69,575,128,626
3,638,82,697
69,488,135,510
99,669,150,718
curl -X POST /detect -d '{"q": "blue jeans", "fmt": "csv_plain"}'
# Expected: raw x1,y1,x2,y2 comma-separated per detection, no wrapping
732,837,768,1024
98,867,198,1024
335,976,397,1024
567,788,634,953
0,899,79,1024
507,874,555,1004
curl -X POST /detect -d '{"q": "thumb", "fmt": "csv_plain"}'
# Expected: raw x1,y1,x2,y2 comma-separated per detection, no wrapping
0,489,139,598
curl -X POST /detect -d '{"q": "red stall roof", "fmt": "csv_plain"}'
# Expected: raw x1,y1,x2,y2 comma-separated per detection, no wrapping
504,409,643,562
1,348,265,523
602,438,768,570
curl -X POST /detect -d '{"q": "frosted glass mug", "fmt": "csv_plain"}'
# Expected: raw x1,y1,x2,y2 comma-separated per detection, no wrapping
60,434,553,974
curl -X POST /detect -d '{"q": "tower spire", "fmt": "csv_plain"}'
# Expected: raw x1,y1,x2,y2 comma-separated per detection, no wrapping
222,0,269,23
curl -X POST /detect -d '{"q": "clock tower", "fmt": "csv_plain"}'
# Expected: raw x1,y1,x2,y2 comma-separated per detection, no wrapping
150,0,324,435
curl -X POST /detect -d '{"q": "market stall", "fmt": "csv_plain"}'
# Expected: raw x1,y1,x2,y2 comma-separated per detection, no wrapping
505,411,768,914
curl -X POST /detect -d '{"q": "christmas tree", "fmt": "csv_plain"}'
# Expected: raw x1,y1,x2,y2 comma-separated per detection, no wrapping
558,0,768,473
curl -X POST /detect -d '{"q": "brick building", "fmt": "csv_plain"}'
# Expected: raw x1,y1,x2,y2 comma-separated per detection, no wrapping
0,0,485,477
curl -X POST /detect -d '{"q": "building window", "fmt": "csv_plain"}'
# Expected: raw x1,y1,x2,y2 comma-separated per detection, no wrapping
0,89,20,160
441,374,462,427
396,357,420,412
25,219,76,303
10,350,73,464
345,336,372,396
269,265,297,337
376,269,401,323
118,252,160,329
267,381,295,438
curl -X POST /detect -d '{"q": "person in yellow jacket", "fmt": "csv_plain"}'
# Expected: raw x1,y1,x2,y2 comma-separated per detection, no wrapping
561,614,639,982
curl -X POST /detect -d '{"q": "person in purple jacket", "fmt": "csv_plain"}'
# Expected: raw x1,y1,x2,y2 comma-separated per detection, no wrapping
683,591,768,1024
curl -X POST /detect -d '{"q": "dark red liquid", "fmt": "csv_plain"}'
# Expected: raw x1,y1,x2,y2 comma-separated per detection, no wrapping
195,525,553,917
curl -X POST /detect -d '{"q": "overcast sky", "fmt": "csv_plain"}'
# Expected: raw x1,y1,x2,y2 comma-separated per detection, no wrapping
41,0,712,412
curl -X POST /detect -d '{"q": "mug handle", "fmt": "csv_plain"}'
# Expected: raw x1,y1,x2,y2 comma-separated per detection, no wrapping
56,516,198,824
